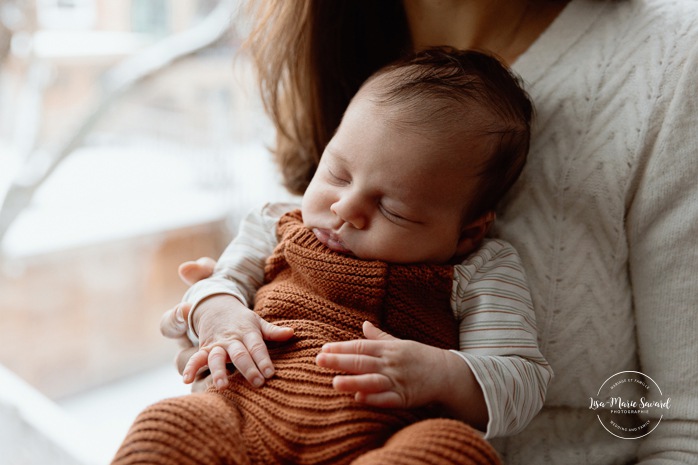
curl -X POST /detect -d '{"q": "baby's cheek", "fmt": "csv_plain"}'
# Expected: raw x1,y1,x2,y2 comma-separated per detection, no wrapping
372,235,421,263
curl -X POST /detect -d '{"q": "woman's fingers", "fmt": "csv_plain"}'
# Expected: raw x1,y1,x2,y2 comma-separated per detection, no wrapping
190,374,214,393
176,345,200,376
178,257,216,286
165,257,217,391
160,303,192,341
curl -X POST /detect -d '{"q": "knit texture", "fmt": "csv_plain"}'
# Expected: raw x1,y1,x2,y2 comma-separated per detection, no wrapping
112,210,500,465
492,0,698,463
112,394,250,465
256,209,459,349
352,419,501,465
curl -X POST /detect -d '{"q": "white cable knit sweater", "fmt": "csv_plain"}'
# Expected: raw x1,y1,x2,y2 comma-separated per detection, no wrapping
492,0,698,463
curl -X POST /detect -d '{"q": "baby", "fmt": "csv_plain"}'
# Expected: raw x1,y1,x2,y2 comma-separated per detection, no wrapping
112,47,551,465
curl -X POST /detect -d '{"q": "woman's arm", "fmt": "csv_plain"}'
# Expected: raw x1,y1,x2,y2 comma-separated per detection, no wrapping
628,40,698,464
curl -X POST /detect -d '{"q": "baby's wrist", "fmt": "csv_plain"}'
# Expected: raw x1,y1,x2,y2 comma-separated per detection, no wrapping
190,294,245,338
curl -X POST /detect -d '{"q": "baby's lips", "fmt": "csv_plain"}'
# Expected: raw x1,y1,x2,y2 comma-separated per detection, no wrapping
312,228,353,254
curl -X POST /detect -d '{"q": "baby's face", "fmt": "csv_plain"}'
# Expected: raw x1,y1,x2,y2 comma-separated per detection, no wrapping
302,95,481,264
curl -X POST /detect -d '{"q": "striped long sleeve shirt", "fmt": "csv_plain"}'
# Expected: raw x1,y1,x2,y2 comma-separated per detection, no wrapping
185,202,552,439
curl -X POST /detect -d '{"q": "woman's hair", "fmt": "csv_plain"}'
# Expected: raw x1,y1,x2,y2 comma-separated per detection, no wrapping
363,47,533,222
244,2,532,216
245,0,410,194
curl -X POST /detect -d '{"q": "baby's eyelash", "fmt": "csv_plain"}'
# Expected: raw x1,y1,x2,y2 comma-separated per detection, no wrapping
328,168,349,184
378,204,406,223
379,204,423,226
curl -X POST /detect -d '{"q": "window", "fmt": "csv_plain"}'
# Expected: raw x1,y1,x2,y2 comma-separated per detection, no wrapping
0,1,291,462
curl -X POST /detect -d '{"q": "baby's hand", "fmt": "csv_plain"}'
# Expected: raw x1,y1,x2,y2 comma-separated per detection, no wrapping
316,321,451,409
182,295,294,389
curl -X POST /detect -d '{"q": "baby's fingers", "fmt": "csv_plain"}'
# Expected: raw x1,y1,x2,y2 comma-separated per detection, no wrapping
332,373,391,393
316,352,382,374
243,332,276,381
225,339,266,388
208,346,231,389
260,319,294,342
333,374,404,408
355,390,403,408
182,349,210,384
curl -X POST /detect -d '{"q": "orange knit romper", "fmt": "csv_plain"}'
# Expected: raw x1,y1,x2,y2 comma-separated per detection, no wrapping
112,210,501,465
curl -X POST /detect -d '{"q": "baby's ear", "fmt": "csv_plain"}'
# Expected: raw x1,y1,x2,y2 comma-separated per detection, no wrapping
455,211,496,257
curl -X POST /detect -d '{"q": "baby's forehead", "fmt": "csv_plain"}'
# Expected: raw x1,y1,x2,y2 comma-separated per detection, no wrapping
361,73,491,129
349,72,494,173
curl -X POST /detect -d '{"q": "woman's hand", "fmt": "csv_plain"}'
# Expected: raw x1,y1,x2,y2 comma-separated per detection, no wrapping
316,321,488,429
159,258,216,392
183,294,294,390
160,258,217,344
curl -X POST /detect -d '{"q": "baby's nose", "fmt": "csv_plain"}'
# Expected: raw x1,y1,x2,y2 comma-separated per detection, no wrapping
330,196,366,230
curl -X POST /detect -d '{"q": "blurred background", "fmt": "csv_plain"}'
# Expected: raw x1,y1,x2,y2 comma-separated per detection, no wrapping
0,0,294,463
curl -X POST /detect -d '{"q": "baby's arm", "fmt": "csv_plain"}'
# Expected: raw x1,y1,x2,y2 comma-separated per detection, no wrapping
182,202,298,387
317,239,551,437
447,239,552,438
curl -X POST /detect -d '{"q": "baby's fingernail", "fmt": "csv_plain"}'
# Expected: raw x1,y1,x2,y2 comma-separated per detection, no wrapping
216,378,227,389
252,377,264,388
263,368,273,378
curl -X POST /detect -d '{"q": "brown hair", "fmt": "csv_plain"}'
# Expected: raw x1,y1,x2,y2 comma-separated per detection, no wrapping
364,47,533,222
245,0,410,194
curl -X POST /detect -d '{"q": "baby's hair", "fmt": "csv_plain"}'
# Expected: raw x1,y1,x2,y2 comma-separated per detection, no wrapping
363,47,534,223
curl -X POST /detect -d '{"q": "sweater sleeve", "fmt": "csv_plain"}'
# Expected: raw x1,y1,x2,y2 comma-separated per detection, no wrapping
449,239,553,439
184,202,297,343
628,38,698,464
